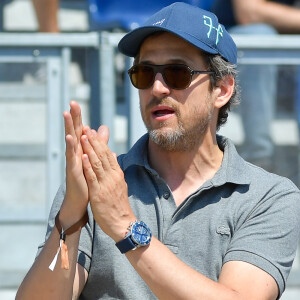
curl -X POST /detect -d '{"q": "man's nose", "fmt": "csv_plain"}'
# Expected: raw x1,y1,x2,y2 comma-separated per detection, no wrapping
151,72,171,97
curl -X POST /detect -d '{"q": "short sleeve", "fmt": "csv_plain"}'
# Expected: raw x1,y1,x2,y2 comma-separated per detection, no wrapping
224,179,300,297
36,183,94,273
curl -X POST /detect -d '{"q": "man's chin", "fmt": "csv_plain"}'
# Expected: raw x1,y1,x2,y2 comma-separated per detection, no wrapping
148,128,186,152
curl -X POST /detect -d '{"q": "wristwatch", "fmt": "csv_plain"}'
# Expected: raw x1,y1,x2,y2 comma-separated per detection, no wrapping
115,220,152,254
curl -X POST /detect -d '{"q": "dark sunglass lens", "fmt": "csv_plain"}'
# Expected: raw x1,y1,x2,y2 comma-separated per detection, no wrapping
130,65,154,89
164,65,191,89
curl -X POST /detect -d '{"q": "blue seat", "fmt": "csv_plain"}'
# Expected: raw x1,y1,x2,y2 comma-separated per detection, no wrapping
88,0,215,31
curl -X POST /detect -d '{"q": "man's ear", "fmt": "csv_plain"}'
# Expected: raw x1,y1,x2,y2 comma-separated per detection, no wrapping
214,75,235,109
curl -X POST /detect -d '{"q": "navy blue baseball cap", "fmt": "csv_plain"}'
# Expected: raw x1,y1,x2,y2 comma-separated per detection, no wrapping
118,2,237,65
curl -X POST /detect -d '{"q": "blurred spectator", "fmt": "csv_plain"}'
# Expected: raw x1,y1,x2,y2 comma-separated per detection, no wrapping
31,0,88,84
32,0,59,32
212,0,300,172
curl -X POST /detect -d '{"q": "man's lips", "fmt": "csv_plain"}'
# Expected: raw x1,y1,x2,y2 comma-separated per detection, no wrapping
151,106,175,120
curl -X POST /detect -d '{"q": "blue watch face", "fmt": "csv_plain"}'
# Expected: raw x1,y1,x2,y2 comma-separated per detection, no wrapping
131,221,152,246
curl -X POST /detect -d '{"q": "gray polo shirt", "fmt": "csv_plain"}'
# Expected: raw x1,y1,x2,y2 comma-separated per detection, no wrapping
40,135,300,299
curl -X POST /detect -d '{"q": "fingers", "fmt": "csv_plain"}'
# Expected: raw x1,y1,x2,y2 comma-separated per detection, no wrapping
70,101,83,143
83,125,110,145
81,129,119,180
63,111,77,143
112,152,117,161
81,134,106,180
95,126,119,168
96,126,118,166
82,154,99,193
88,128,117,169
97,125,110,145
63,101,83,140
65,134,76,169
64,101,117,181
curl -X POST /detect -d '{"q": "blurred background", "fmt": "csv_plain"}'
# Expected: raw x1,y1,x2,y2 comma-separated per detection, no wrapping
0,0,300,299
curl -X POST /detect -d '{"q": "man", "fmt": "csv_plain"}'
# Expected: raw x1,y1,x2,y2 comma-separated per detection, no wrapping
16,3,300,299
212,0,300,172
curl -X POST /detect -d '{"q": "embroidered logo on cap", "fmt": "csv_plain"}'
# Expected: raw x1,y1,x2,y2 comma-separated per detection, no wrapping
203,15,224,45
153,18,165,26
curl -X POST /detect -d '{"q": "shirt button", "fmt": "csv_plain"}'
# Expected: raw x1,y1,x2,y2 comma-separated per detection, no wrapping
163,191,170,199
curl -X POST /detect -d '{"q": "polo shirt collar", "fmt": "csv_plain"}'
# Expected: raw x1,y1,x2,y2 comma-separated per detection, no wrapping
121,134,251,186
121,133,150,170
211,135,251,186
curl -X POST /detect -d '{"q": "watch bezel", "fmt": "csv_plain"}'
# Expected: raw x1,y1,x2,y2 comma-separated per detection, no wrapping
130,221,152,246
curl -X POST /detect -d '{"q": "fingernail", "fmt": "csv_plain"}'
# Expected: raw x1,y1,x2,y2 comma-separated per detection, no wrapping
86,128,91,135
98,126,105,134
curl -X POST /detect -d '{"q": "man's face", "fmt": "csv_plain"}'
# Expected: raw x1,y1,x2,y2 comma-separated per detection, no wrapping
138,32,216,152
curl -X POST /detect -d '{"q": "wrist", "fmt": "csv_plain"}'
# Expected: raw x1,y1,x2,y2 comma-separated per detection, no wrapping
59,201,87,229
55,210,88,234
49,210,88,271
115,220,152,254
109,221,134,243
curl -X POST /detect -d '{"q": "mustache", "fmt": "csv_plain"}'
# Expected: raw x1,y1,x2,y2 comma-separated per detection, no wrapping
146,97,178,111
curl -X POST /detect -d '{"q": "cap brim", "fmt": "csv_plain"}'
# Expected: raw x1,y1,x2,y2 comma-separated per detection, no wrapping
118,26,218,58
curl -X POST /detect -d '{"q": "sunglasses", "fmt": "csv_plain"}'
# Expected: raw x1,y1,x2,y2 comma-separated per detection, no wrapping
128,64,214,90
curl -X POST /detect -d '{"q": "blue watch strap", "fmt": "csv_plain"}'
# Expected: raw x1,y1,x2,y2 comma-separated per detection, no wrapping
115,236,137,254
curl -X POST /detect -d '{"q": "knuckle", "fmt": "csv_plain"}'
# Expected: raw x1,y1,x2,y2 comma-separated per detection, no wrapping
96,152,105,161
93,160,103,171
87,171,98,183
89,173,98,183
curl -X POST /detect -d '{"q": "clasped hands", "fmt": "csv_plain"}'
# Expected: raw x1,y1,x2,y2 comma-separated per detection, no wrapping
60,101,136,242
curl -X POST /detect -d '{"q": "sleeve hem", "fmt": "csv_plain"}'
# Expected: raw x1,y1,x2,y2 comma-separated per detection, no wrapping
77,248,92,273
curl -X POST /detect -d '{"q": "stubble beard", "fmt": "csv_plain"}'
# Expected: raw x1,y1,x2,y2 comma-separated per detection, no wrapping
142,97,214,152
